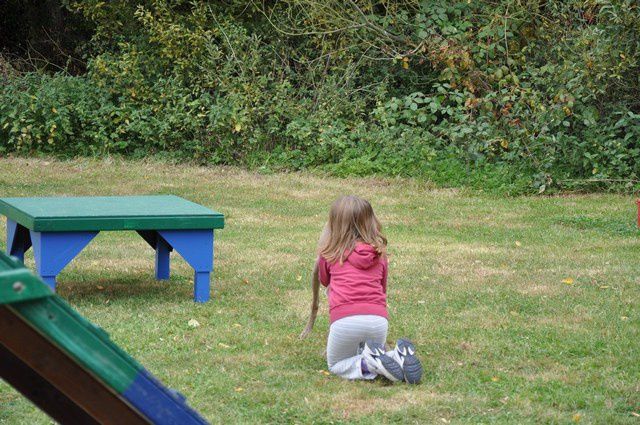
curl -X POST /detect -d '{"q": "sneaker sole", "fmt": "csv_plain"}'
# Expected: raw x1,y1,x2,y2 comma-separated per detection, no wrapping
397,339,423,384
377,354,405,382
364,340,404,382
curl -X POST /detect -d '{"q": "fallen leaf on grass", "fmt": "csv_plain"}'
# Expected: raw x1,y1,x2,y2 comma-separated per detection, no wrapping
572,413,582,422
631,412,639,417
188,319,200,328
296,275,302,281
515,241,522,247
235,387,244,392
621,316,629,321
97,285,104,290
491,376,500,382
599,285,610,289
219,342,231,348
318,370,330,376
562,278,574,285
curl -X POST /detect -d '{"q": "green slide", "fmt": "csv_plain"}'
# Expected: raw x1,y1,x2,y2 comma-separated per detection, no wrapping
0,252,208,424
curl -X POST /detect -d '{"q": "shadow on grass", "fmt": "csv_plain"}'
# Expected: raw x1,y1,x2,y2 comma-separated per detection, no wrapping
56,274,194,304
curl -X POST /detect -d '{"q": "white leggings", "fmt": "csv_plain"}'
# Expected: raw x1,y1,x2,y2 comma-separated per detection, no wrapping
326,315,389,380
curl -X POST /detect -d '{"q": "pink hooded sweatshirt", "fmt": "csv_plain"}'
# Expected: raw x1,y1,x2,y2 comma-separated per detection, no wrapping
317,243,388,324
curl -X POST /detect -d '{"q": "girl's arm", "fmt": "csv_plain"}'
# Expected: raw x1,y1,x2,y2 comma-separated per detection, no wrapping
299,261,320,339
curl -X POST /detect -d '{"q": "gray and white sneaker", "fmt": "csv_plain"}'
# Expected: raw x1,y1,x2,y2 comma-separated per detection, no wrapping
391,338,423,384
360,340,404,382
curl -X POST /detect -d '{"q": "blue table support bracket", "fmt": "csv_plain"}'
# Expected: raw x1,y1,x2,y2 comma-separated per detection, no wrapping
6,223,215,300
6,219,32,263
29,231,99,290
158,230,214,303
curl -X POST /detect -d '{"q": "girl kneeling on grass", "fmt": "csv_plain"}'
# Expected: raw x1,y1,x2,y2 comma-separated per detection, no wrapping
317,195,422,384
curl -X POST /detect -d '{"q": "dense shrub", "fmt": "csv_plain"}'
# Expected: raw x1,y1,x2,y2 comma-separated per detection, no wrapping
1,1,639,193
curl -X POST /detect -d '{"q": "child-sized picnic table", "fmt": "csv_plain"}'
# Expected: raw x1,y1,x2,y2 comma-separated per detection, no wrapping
0,195,224,302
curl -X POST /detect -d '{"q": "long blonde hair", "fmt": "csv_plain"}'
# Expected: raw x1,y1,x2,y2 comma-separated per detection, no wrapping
318,195,387,264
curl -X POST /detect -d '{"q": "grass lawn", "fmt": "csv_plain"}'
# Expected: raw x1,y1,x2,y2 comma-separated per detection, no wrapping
0,157,638,424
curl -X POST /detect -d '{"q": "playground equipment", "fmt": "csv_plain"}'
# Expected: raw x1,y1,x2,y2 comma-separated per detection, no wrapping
0,195,224,302
0,251,209,424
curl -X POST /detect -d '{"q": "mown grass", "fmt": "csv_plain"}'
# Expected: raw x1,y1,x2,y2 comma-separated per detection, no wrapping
0,157,638,424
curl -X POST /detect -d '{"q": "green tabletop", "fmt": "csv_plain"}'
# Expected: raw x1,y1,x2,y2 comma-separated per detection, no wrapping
0,195,224,232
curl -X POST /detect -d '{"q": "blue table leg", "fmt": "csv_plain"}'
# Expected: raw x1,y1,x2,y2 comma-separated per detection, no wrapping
194,271,210,303
136,230,174,281
158,230,214,303
155,235,171,280
29,231,99,291
6,219,31,263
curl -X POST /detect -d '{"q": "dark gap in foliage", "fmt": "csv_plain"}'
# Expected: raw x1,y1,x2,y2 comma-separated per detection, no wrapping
0,0,93,74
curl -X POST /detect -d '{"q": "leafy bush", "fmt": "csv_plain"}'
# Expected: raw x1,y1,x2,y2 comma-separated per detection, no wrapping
0,72,214,158
1,0,639,193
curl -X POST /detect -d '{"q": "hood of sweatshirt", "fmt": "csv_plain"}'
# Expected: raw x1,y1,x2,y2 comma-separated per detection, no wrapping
347,243,380,270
